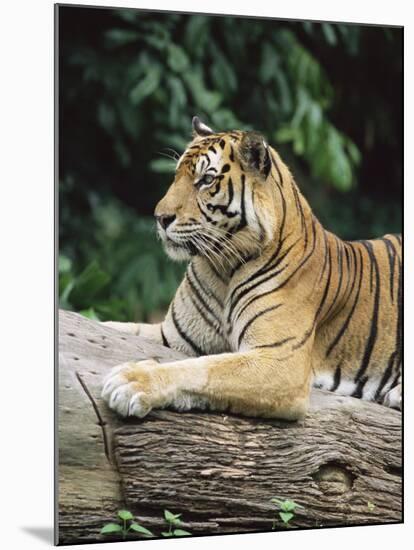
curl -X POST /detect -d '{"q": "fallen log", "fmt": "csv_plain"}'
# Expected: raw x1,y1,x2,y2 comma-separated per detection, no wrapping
57,309,402,545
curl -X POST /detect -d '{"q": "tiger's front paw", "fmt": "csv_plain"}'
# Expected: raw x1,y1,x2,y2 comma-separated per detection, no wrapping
101,360,160,418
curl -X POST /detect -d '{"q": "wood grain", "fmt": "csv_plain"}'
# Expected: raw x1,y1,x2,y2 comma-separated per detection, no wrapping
57,309,402,544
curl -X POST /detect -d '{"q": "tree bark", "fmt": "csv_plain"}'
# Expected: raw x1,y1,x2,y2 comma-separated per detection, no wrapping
57,309,402,545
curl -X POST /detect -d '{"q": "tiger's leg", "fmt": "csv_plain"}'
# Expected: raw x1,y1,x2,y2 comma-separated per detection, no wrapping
101,348,313,421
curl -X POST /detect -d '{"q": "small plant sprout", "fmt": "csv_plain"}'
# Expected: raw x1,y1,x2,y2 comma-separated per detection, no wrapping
367,501,376,512
100,509,154,540
270,498,302,529
161,509,192,537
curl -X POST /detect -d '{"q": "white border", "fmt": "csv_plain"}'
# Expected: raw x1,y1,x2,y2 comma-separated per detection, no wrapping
0,1,410,549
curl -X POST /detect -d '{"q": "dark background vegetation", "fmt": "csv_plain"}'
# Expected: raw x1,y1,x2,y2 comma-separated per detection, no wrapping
58,5,403,322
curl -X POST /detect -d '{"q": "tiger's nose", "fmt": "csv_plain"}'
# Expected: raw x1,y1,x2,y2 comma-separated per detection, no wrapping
155,214,176,230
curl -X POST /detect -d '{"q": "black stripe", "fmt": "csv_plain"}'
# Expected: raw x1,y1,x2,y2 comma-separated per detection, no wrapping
351,375,368,398
263,149,271,179
292,184,307,245
339,242,358,313
186,285,222,335
388,369,401,391
206,201,238,217
293,234,333,350
160,326,170,348
255,336,295,349
227,177,234,208
323,238,344,321
237,304,282,347
330,364,342,392
381,237,397,302
374,352,397,401
232,217,318,323
326,246,364,357
227,186,287,306
197,200,216,224
270,152,284,186
171,302,203,356
228,237,300,324
206,257,226,283
188,263,222,313
236,174,247,231
318,229,329,283
209,180,222,197
275,216,318,292
340,244,353,307
354,241,380,381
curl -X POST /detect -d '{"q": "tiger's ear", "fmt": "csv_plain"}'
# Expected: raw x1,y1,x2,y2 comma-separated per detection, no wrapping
238,131,271,179
192,116,214,137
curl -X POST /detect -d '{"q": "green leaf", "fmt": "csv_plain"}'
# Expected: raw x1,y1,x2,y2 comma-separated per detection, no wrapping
129,66,161,106
100,523,123,534
209,45,237,94
164,510,181,522
321,23,337,46
59,276,75,308
280,500,297,512
183,71,222,113
59,255,72,274
161,531,173,537
173,529,192,536
167,44,189,73
149,158,176,174
79,307,100,321
118,510,134,521
259,42,280,85
279,511,294,524
105,29,140,48
184,16,210,58
275,126,296,144
129,523,154,536
115,8,139,24
69,261,110,308
168,77,187,108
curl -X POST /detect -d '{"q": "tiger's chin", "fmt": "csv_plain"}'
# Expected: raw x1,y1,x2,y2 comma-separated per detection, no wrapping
164,240,197,262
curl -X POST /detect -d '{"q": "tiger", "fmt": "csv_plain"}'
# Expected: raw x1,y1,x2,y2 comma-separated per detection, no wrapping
101,116,402,420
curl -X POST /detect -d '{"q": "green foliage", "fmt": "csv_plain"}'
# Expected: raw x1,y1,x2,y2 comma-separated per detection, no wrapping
59,7,402,321
59,195,185,322
271,498,303,529
162,509,192,537
100,509,154,540
100,509,191,540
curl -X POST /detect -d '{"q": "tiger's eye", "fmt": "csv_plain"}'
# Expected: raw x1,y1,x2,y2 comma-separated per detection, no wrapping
202,174,214,185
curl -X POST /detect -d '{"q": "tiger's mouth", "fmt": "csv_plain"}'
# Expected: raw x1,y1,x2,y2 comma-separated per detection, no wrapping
163,237,198,260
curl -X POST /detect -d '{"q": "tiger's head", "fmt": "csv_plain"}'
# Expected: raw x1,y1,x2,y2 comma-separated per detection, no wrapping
155,117,283,265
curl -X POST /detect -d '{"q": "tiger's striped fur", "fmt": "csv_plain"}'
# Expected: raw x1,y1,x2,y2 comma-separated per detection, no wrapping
102,117,402,420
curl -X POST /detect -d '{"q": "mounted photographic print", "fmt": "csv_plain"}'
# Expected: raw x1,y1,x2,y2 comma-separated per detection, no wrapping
56,3,403,545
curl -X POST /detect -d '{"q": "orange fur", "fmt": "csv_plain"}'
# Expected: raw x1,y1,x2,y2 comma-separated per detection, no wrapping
102,119,402,419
